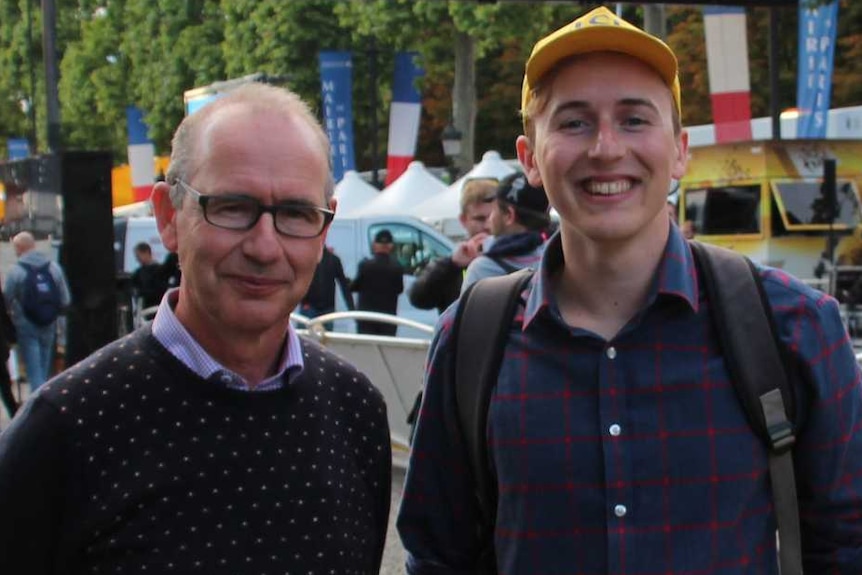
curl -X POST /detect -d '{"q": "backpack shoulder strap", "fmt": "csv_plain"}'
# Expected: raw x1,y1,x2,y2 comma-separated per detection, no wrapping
451,268,534,570
689,241,802,575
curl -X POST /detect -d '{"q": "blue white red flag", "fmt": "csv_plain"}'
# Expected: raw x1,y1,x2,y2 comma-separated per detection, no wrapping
385,52,424,186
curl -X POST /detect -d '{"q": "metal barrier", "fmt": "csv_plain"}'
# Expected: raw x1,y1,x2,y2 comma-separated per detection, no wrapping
292,311,434,468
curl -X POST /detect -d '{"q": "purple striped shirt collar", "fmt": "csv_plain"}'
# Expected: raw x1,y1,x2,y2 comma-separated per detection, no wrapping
151,288,303,391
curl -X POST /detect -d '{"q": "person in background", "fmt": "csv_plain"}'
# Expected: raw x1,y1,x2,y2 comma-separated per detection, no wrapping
0,83,391,574
409,178,494,313
300,245,354,327
351,229,404,336
4,231,71,392
130,241,169,309
398,6,862,573
0,280,18,419
160,251,181,289
460,172,550,292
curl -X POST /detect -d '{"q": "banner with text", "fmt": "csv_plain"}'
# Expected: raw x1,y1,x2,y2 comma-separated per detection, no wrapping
796,1,839,139
319,51,357,182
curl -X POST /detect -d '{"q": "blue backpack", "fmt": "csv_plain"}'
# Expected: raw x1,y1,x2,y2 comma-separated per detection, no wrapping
18,262,62,326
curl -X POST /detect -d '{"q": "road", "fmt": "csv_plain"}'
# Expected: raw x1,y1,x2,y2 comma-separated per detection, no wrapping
381,465,408,575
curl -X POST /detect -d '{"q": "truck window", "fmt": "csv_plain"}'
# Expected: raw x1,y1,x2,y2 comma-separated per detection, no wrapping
684,184,760,235
770,180,860,231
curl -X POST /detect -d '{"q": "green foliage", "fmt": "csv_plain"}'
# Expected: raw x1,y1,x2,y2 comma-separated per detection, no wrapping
0,0,860,168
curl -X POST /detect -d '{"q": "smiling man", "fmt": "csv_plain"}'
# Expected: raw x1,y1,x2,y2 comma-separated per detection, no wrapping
0,84,391,574
398,6,862,574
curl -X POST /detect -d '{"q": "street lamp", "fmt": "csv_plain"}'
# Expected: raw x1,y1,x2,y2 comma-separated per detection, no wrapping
441,122,462,183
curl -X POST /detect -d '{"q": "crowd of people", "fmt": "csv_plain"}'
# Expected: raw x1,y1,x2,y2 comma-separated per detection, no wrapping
0,6,860,575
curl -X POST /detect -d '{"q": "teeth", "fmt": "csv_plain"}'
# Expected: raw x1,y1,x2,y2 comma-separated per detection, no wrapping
587,180,631,195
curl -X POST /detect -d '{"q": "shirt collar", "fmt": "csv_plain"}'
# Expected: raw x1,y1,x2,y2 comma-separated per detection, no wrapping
523,223,699,330
151,289,303,390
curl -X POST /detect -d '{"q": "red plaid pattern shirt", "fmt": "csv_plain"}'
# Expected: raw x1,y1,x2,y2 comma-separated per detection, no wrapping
397,227,862,574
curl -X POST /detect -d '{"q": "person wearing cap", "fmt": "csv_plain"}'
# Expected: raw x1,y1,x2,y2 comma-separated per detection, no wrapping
398,6,862,574
351,228,404,335
460,172,550,293
409,177,495,313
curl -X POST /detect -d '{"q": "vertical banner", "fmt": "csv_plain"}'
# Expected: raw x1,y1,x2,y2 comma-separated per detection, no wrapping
126,106,156,203
319,51,357,183
385,52,424,186
703,6,752,143
797,1,839,139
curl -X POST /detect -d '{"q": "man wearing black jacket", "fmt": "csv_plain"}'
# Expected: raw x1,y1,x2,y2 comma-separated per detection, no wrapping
351,229,404,335
408,178,495,313
300,246,354,323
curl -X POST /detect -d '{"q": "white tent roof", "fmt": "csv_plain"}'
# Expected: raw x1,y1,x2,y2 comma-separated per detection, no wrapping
353,161,445,217
333,170,380,218
410,150,519,227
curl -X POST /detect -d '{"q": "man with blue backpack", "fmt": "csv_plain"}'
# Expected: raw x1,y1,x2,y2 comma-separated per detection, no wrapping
4,231,71,392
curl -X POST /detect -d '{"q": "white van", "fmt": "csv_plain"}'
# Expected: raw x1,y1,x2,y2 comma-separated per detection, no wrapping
325,214,454,336
112,214,454,336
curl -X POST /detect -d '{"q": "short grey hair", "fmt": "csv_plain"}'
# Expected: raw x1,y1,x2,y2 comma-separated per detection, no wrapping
164,83,335,208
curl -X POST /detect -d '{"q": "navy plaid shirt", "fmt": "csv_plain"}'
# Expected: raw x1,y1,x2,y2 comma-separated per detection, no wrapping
397,226,862,574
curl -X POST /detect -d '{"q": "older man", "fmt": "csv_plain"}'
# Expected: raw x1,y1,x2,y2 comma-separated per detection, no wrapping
398,6,862,574
0,84,391,574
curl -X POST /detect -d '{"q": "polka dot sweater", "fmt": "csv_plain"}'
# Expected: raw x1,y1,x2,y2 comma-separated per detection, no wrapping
0,327,392,574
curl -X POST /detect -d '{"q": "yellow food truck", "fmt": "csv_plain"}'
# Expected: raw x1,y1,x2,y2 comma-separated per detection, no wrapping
678,139,862,294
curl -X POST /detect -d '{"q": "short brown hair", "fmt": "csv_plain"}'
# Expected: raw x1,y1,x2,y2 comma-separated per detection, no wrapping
460,178,498,214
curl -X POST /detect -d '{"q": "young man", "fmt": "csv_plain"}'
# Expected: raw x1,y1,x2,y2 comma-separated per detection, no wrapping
409,177,494,313
460,172,550,292
398,6,862,574
0,84,392,574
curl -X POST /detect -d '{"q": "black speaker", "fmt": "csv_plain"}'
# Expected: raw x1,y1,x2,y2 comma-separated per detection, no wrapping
56,151,117,366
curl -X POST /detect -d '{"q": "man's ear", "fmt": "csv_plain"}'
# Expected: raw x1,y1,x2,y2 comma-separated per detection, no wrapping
671,130,689,181
516,135,543,188
151,181,179,252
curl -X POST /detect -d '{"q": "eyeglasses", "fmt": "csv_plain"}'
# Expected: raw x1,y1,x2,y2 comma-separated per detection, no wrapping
176,180,335,239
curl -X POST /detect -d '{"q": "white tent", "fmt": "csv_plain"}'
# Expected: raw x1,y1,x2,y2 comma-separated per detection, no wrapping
333,170,380,218
410,151,519,238
353,161,446,217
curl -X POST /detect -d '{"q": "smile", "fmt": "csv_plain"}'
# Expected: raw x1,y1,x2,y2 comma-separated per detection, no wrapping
585,180,632,196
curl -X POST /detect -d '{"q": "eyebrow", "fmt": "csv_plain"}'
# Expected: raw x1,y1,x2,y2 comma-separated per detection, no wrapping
551,97,661,116
218,193,322,209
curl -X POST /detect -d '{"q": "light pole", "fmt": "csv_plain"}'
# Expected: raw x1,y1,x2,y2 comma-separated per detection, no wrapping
441,122,462,184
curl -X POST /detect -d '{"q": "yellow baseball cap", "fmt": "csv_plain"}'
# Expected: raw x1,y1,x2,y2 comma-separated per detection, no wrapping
522,6,681,120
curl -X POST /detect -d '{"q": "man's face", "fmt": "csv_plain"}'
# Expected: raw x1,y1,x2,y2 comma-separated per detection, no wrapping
156,106,330,341
460,200,492,237
518,52,687,246
487,200,511,237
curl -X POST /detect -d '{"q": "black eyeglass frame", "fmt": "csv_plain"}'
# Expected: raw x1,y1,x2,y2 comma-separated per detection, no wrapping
175,179,335,238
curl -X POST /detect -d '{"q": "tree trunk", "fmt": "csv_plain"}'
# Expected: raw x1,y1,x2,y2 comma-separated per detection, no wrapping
452,30,476,177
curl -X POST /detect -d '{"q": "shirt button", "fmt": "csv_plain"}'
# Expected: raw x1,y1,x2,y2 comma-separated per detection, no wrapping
609,424,621,436
614,504,627,517
606,346,617,359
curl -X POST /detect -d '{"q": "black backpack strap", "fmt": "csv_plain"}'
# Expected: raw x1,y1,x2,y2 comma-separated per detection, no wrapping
451,268,534,573
690,241,802,575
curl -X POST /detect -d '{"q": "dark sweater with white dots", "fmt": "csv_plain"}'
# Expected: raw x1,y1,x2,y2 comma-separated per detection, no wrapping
0,327,391,574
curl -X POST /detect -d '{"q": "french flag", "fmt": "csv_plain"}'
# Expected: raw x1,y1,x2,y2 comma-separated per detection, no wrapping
385,52,423,186
126,106,156,202
703,7,752,142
